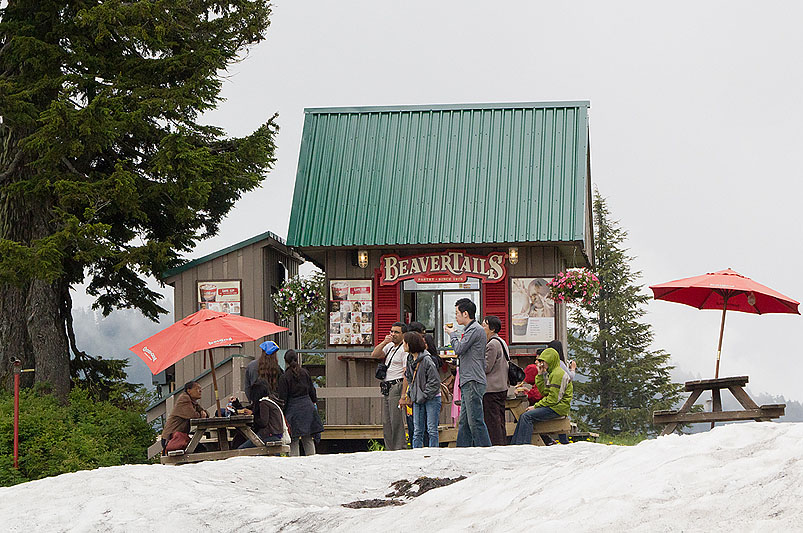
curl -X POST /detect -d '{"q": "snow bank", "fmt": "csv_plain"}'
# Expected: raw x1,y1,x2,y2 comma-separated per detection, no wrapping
3,422,802,532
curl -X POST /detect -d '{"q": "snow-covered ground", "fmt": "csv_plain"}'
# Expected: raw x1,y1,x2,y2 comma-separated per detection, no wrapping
3,422,802,532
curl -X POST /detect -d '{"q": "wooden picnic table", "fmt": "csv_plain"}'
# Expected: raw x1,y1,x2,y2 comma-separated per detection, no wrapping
160,415,289,465
505,392,572,445
654,376,785,436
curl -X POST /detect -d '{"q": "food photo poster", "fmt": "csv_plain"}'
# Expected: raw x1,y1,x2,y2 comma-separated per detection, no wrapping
329,280,373,346
197,280,242,315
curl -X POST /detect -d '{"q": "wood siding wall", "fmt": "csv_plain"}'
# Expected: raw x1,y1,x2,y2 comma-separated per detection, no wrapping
164,239,300,401
321,245,566,425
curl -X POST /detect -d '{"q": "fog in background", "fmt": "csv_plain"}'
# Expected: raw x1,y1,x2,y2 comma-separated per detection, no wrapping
71,1,802,402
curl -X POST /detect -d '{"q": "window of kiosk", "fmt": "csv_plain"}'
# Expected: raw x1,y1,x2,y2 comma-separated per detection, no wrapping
401,278,481,348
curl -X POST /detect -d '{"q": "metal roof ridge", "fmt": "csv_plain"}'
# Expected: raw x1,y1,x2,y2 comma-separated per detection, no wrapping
161,230,288,280
304,100,591,114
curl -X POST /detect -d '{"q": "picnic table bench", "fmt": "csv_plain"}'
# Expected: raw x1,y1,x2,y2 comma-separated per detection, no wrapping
505,394,572,446
160,415,289,465
654,376,785,436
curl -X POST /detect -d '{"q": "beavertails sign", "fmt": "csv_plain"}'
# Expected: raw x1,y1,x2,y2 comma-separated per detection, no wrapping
380,250,507,286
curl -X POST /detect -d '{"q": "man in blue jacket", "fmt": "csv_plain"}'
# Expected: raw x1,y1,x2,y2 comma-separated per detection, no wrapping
445,298,492,447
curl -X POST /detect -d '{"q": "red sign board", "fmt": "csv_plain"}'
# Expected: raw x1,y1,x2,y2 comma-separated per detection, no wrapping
380,250,507,286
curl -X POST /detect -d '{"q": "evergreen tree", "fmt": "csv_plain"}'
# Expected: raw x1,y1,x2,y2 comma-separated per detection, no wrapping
0,1,277,398
569,190,682,435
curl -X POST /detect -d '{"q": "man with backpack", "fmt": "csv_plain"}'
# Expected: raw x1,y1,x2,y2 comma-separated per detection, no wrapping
482,315,510,446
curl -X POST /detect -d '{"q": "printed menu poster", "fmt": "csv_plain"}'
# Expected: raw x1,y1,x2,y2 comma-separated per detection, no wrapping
197,280,242,315
510,277,555,343
329,280,373,346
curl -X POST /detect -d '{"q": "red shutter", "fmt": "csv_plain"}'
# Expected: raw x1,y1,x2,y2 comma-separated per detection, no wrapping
482,277,510,343
373,269,400,345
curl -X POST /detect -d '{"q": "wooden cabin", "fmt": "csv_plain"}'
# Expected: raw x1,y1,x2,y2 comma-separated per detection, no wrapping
144,231,302,457
287,101,595,443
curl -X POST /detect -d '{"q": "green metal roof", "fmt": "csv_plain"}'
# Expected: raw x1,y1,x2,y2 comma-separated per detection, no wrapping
161,230,290,280
287,101,590,248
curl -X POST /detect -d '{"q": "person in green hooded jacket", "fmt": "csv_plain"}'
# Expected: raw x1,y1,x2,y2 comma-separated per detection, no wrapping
510,346,573,445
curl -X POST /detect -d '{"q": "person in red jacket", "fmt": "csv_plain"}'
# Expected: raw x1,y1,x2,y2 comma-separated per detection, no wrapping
517,364,544,405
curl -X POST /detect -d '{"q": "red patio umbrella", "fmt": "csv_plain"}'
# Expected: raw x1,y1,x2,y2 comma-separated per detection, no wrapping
650,268,800,378
130,309,287,413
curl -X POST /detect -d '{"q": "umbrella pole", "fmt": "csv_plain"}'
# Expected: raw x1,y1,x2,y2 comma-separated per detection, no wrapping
712,303,728,430
714,305,727,379
207,349,223,416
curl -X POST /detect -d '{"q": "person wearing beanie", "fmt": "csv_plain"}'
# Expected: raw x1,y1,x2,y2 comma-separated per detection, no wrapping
244,340,282,403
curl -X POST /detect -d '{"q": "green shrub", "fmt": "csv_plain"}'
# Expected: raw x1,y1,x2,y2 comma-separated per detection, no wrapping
595,433,648,446
0,385,157,486
367,439,385,452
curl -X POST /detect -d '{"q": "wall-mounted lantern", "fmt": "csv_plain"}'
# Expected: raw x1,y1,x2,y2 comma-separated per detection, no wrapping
508,247,519,265
357,250,369,269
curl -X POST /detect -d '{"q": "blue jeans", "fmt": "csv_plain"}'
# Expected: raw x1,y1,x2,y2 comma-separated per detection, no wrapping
510,406,568,445
456,380,492,447
413,397,441,448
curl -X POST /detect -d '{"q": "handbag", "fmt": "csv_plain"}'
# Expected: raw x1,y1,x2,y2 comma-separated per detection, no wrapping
492,337,525,386
262,396,292,445
439,381,452,404
375,362,388,380
376,344,401,381
165,431,190,452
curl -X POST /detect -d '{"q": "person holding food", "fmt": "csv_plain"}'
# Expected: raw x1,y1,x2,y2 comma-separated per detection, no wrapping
445,298,492,447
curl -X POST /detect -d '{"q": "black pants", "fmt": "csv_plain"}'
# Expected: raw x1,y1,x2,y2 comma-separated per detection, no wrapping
483,390,508,446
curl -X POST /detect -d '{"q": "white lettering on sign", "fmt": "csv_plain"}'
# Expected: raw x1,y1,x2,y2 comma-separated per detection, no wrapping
142,347,157,362
208,337,234,346
380,250,507,286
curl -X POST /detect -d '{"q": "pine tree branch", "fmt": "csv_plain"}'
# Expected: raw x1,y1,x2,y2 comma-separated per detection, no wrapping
61,157,87,179
0,150,23,181
63,285,90,363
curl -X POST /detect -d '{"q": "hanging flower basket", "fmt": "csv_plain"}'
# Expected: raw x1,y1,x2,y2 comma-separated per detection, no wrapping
548,268,600,305
272,275,325,320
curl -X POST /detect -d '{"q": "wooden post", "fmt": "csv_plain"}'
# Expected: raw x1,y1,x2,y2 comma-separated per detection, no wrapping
12,359,21,469
207,349,223,416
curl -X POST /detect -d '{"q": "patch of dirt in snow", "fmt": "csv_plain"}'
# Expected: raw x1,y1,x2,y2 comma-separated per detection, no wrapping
343,476,466,508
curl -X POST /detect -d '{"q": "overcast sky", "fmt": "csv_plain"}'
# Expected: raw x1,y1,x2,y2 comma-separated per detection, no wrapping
76,1,803,400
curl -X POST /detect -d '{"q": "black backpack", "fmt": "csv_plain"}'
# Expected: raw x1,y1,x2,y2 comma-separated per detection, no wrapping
491,337,525,386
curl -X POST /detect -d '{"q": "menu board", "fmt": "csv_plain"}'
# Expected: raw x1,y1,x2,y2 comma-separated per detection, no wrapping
510,277,555,343
329,280,373,346
197,280,242,315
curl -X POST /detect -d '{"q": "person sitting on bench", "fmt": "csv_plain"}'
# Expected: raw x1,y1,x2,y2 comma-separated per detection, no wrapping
162,381,209,452
510,347,572,445
516,363,544,405
238,379,286,449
